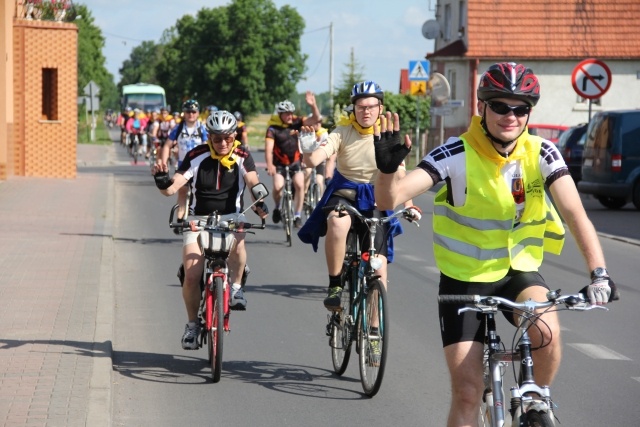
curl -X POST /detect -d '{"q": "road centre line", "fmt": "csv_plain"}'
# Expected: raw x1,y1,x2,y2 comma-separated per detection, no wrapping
567,343,632,360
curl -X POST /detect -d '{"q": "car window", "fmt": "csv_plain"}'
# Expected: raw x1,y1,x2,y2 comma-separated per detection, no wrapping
577,131,587,147
620,113,640,156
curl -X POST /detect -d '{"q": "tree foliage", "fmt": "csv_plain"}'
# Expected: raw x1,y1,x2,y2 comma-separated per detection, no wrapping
151,0,306,116
332,48,365,108
75,4,118,109
118,41,164,92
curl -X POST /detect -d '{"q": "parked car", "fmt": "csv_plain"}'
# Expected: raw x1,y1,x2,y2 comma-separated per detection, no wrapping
527,124,569,144
557,123,587,182
578,110,640,210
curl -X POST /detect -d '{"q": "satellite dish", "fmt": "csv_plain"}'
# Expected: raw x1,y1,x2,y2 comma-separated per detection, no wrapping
422,20,440,39
429,73,451,105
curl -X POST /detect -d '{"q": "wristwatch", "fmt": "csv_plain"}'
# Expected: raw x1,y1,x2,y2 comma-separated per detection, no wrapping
590,267,609,281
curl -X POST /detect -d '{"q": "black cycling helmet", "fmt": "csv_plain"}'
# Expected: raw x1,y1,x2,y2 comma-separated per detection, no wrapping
233,111,244,121
206,110,238,134
276,100,296,113
350,80,384,104
182,99,200,112
477,62,540,106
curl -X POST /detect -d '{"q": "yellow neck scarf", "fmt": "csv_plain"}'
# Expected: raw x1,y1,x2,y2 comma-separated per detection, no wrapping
315,126,328,137
266,114,296,128
208,140,242,169
462,116,528,177
336,113,380,135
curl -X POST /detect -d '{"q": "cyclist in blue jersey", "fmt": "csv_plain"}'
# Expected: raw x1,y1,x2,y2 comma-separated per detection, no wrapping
156,99,208,222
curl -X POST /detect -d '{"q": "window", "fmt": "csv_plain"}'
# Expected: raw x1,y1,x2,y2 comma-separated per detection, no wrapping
447,69,457,100
458,1,466,37
444,4,452,41
576,94,601,106
42,68,58,120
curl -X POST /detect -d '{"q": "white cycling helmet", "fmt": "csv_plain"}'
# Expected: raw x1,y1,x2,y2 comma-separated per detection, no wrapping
206,110,237,134
276,100,296,113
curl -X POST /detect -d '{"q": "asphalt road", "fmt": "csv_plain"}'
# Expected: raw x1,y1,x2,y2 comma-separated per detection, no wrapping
106,142,639,426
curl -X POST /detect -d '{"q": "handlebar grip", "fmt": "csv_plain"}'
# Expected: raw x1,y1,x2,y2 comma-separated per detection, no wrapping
438,294,480,304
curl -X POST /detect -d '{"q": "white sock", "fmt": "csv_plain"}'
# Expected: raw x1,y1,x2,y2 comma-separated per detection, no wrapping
232,283,242,290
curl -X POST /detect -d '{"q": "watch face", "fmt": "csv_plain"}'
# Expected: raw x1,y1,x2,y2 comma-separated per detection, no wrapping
593,267,608,277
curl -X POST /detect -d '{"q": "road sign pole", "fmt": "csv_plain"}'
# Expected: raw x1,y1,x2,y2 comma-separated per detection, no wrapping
415,96,420,164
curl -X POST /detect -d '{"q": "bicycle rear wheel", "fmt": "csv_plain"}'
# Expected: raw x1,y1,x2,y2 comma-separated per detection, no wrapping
208,276,224,383
358,279,388,397
330,266,354,374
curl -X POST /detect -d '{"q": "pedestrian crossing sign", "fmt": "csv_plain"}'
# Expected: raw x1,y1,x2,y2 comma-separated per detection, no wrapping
408,60,430,81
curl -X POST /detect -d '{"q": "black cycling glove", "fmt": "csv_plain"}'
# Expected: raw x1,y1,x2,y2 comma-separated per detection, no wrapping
253,201,269,215
374,130,411,174
153,172,172,190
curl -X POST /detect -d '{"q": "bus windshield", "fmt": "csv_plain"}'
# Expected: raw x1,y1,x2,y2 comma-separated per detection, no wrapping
122,83,166,112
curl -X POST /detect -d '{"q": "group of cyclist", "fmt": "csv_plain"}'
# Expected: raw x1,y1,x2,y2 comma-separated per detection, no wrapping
150,61,619,424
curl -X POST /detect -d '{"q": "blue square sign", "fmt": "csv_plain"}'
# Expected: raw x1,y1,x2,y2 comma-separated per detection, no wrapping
408,60,430,81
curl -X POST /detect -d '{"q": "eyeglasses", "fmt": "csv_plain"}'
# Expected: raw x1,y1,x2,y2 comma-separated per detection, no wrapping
354,103,380,113
486,101,531,117
210,135,235,144
184,110,198,114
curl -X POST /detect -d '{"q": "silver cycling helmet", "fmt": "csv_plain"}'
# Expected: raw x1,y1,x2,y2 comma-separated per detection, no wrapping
276,100,296,113
350,80,384,103
206,110,238,134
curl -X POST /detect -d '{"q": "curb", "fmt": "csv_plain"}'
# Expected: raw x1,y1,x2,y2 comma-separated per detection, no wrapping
86,153,116,426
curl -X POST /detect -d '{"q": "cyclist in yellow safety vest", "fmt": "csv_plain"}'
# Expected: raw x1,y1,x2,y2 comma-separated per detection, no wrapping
373,62,619,427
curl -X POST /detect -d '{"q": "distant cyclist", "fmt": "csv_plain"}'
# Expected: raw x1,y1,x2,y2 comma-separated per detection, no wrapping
264,92,321,229
152,110,268,349
233,111,249,150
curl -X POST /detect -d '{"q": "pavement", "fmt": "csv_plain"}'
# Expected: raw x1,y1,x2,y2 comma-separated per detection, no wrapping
0,143,117,427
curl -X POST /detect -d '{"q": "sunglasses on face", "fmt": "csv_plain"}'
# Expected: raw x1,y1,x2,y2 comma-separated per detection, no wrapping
486,101,531,117
210,135,235,144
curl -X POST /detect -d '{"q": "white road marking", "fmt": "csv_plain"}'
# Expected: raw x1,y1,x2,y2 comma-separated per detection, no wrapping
633,377,640,384
567,343,632,360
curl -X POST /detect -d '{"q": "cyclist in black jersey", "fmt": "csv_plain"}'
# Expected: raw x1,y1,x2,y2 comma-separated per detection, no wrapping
152,110,268,350
264,92,321,228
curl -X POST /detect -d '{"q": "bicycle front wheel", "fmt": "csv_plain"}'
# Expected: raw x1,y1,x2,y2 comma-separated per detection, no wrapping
208,276,224,383
358,279,388,397
519,409,554,427
330,267,354,375
283,193,293,246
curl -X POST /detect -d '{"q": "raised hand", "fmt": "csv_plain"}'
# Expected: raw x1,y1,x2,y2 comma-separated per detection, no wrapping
373,112,412,174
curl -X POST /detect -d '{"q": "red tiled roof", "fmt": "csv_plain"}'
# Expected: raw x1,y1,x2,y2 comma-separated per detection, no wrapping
464,0,640,59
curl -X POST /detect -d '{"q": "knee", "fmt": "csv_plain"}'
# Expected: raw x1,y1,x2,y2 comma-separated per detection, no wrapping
451,377,484,407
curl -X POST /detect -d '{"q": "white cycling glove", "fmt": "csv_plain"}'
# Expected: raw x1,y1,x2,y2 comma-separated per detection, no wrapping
299,132,320,153
586,279,612,305
406,206,422,222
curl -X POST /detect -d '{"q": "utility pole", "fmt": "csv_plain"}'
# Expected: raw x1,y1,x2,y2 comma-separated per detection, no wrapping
329,22,334,109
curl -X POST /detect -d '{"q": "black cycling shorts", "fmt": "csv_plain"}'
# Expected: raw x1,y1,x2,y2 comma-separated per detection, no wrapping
276,162,303,176
323,195,389,257
438,270,548,347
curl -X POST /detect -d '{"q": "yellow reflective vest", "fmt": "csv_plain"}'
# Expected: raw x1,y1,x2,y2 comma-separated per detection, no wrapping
433,137,565,282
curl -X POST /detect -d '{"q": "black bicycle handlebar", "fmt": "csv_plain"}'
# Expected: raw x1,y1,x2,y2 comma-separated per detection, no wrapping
169,217,266,232
334,203,420,226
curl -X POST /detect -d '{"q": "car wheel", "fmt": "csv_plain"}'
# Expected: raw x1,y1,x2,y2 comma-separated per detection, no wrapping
632,181,640,210
597,196,627,210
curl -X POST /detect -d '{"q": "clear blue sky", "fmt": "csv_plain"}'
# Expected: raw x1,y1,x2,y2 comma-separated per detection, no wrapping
85,0,435,94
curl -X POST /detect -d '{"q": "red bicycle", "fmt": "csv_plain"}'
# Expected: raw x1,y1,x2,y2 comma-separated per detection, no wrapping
170,184,269,382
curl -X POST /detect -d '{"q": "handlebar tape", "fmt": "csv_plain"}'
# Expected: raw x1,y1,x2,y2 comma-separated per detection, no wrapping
438,294,479,304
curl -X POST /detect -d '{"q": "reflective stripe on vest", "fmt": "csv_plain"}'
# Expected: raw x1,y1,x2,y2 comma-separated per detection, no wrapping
433,138,565,282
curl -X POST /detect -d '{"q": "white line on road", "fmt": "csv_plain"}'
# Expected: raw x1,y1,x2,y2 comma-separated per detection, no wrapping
567,343,632,360
633,377,640,384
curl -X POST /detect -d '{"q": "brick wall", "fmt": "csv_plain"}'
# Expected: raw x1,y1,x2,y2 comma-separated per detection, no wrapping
13,20,78,178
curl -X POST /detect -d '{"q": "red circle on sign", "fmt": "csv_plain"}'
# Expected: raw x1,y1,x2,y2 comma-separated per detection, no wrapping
571,58,612,100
